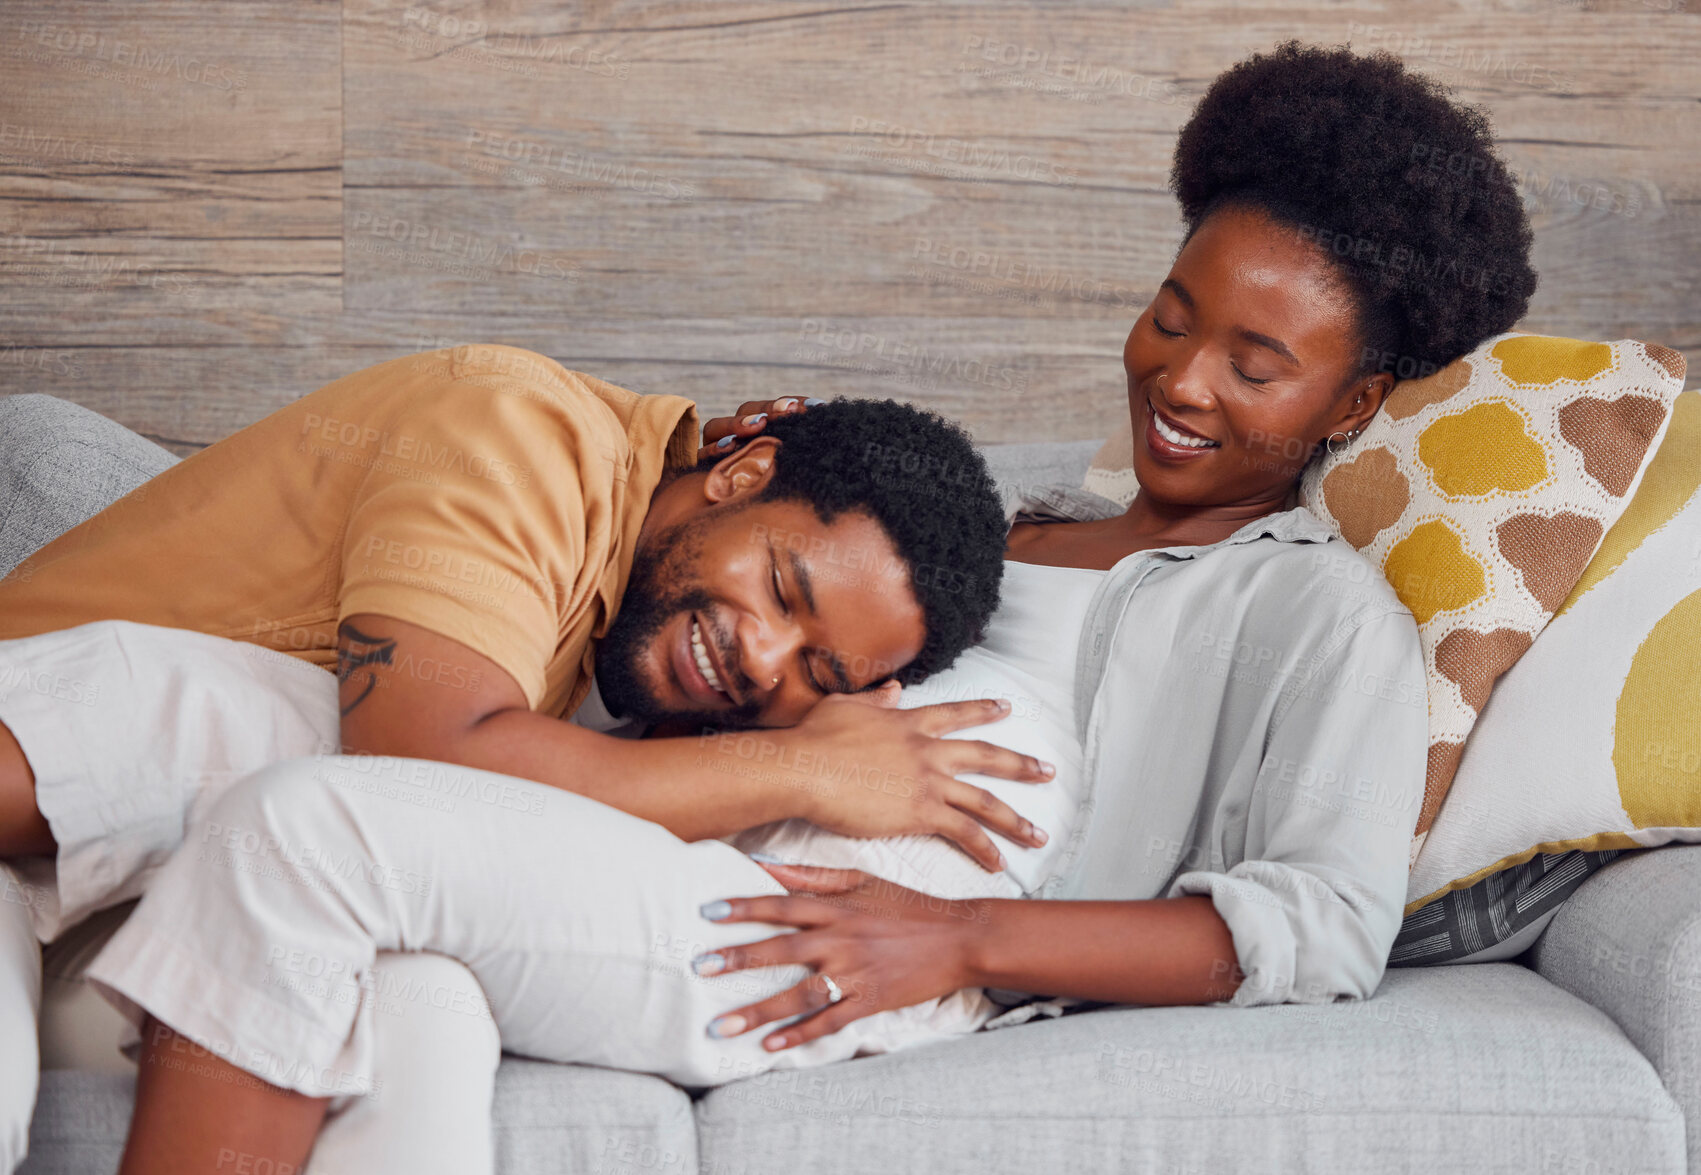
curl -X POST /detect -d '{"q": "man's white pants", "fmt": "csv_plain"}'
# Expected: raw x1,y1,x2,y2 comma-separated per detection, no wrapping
84,748,997,1096
0,619,996,1168
0,897,499,1175
0,621,501,1174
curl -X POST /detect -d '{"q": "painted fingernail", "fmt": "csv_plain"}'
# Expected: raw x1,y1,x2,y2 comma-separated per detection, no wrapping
691,953,725,977
742,413,767,427
747,851,786,864
714,436,735,450
763,1033,788,1051
707,1014,745,1039
804,397,827,407
1034,826,1049,845
1038,760,1055,776
774,398,798,411
700,900,732,921
997,853,1008,871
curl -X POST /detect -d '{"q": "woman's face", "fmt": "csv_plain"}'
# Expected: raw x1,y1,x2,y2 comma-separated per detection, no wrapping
1123,203,1389,511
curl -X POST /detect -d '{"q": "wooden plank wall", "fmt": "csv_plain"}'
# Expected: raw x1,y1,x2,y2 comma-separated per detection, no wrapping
1,0,1696,455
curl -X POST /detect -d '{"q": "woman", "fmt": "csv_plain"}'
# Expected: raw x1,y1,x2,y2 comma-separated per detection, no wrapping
97,39,1534,1170
685,36,1536,1045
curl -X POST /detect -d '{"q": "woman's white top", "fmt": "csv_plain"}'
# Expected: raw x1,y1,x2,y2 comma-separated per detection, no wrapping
1003,485,1427,1010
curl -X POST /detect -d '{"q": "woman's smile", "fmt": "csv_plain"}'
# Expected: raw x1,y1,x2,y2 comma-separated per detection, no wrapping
1143,397,1222,461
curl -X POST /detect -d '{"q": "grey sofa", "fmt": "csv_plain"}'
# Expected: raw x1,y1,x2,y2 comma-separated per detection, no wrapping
3,390,1696,1174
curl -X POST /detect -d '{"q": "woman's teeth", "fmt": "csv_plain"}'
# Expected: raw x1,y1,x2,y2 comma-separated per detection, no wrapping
1153,410,1219,449
690,618,727,697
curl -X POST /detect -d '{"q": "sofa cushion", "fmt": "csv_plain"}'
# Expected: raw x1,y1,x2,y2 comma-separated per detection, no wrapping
0,394,178,581
695,964,1684,1175
21,1061,700,1175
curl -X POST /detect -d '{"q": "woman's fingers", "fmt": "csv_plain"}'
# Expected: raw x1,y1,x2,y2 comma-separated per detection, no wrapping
704,972,867,1050
691,929,811,982
943,779,1047,852
695,396,820,461
751,861,868,894
759,998,866,1051
700,893,839,930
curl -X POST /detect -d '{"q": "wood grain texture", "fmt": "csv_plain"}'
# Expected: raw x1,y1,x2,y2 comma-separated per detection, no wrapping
0,0,1695,453
0,0,342,321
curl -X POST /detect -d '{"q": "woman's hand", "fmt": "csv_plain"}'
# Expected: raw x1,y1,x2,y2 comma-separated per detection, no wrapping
695,862,988,1052
696,396,823,463
757,691,1053,872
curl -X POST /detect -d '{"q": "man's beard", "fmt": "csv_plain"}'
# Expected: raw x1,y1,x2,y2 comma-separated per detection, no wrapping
593,513,766,731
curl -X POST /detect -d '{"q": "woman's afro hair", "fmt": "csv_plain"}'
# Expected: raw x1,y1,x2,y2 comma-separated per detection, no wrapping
1170,40,1539,379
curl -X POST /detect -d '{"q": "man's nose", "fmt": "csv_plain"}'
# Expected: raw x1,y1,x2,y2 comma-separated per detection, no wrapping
737,620,801,701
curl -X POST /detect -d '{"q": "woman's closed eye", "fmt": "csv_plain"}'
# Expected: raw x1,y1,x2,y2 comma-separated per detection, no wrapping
1153,317,1271,386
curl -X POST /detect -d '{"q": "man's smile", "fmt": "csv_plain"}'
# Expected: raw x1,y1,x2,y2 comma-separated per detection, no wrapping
670,611,734,707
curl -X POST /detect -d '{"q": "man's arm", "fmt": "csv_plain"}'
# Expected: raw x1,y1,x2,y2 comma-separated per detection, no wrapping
333,613,1052,863
334,612,799,842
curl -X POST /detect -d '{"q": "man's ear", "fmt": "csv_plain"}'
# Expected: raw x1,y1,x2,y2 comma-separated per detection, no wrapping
703,435,781,504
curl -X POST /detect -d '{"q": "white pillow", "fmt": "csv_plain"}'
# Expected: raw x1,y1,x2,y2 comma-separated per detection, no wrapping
724,640,1087,901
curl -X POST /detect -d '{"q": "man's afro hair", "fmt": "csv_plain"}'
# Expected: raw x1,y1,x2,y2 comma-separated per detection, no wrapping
1170,40,1539,378
699,398,1007,686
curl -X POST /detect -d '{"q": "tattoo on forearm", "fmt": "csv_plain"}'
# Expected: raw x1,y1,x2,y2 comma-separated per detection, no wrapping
337,624,396,717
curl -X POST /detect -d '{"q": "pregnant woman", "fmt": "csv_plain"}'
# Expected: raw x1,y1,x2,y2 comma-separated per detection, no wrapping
92,39,1534,1172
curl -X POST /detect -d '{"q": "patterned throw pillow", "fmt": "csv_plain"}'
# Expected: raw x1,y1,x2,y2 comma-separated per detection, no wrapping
1403,386,1701,915
1081,333,1688,864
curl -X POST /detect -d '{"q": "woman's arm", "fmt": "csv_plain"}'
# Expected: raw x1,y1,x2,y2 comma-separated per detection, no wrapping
969,893,1243,1005
699,864,1243,1051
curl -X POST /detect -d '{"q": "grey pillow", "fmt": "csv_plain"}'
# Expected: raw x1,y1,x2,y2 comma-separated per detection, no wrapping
0,394,178,578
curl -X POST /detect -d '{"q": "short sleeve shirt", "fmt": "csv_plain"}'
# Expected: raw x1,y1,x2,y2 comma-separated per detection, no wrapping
0,345,699,719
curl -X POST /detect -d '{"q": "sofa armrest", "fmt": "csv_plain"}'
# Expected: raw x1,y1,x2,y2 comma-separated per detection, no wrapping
1529,845,1701,1172
0,393,178,578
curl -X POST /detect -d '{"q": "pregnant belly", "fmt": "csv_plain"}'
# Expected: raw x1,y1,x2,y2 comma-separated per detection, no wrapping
725,646,1084,901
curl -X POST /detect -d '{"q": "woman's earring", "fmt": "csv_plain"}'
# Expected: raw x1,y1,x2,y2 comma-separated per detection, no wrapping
1325,431,1354,456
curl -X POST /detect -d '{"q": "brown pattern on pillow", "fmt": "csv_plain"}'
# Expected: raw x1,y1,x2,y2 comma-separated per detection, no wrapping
1435,627,1533,714
1497,511,1604,612
1383,361,1473,422
1318,446,1408,547
1558,395,1667,497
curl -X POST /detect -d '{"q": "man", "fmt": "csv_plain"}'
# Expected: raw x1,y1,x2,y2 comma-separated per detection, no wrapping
0,345,1048,1172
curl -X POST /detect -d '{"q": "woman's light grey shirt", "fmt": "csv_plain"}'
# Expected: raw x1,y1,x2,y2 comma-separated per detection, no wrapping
1005,484,1428,1008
